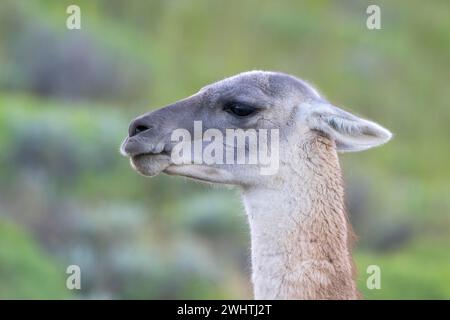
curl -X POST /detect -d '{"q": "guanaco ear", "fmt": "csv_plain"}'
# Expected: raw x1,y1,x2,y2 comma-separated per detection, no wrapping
304,102,392,152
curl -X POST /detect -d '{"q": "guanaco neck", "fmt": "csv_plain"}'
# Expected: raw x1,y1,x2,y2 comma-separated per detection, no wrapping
242,134,357,299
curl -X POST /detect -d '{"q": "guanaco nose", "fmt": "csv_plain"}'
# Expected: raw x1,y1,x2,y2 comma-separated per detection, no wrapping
128,116,153,137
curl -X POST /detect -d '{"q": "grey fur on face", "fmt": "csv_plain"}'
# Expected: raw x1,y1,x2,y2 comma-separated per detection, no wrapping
121,70,391,185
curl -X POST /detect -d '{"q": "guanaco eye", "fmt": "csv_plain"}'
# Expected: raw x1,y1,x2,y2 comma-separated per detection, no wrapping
224,102,257,117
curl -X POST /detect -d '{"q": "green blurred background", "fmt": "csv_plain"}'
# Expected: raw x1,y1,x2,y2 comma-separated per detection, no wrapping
0,0,449,299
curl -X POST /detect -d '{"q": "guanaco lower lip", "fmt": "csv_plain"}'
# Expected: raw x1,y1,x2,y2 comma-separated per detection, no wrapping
131,151,170,160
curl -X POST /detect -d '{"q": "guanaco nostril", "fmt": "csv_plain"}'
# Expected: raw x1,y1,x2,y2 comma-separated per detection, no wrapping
135,125,149,135
129,122,151,137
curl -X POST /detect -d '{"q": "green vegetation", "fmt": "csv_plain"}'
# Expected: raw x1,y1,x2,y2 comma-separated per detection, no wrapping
0,0,449,299
356,238,450,299
0,221,71,299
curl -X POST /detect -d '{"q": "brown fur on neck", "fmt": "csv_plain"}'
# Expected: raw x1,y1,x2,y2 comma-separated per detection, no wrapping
244,133,359,299
294,133,358,299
